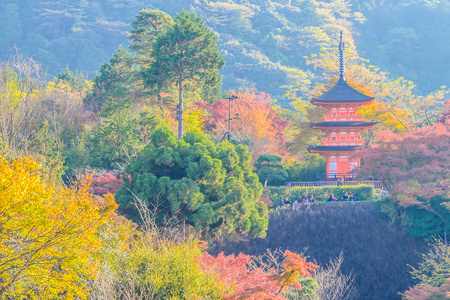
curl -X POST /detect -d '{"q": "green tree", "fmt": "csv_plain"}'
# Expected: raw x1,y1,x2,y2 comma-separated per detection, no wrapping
143,10,225,139
85,45,138,112
115,125,268,238
255,154,287,187
87,94,139,169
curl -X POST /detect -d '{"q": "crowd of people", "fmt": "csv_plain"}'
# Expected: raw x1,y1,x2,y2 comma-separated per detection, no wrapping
277,192,360,209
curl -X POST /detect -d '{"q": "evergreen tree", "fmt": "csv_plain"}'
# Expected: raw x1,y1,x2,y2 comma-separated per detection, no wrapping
115,125,268,238
143,10,225,139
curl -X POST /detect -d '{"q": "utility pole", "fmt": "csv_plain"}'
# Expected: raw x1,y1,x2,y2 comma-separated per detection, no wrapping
221,95,239,142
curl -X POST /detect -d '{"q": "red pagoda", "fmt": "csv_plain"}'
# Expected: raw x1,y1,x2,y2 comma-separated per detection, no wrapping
308,32,376,178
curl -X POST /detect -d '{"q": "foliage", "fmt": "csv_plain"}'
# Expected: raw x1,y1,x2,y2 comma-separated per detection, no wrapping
283,154,327,182
197,89,290,158
89,173,125,195
115,124,268,238
0,155,114,299
209,202,426,300
410,239,450,288
404,278,450,300
144,10,225,138
255,154,288,187
266,185,376,203
198,250,318,299
88,197,224,300
356,124,450,241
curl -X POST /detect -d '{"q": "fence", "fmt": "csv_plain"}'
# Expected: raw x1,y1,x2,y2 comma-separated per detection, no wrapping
286,180,384,190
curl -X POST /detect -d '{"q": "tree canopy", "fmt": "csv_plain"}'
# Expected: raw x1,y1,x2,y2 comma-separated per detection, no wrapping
115,125,268,237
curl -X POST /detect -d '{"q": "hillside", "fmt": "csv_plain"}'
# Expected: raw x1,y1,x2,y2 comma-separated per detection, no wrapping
1,0,449,108
210,202,427,300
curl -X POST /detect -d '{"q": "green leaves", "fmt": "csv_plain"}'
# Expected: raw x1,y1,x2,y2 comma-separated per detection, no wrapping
116,125,267,237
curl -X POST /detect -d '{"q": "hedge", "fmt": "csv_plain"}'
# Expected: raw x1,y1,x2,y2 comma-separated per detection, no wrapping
264,184,376,205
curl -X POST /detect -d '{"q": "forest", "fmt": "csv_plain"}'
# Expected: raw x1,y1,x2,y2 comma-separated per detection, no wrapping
0,0,450,299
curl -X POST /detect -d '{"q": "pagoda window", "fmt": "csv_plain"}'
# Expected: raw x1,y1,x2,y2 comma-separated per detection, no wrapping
329,162,337,171
350,143,356,145
339,143,348,145
350,161,358,170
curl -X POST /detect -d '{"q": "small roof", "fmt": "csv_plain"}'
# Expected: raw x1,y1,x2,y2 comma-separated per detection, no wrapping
308,145,368,152
310,121,377,128
311,81,375,104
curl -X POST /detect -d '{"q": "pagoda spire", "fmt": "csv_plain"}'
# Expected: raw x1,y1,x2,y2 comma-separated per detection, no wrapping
338,31,346,83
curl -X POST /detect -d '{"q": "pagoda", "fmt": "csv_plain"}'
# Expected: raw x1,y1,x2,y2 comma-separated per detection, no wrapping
308,32,376,179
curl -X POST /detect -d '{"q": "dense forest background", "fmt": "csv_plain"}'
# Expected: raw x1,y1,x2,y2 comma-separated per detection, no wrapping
1,0,449,108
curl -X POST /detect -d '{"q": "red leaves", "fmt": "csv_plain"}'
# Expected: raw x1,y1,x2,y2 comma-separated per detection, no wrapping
89,173,125,195
198,250,318,299
356,123,450,207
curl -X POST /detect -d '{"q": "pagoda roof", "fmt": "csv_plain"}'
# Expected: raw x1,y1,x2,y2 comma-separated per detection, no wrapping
310,121,377,128
311,81,375,104
308,145,368,152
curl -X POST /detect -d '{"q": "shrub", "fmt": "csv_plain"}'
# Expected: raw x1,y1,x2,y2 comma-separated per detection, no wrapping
266,185,376,203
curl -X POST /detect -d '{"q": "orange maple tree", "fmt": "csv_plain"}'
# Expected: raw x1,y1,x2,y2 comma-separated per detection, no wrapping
196,89,290,158
198,249,318,299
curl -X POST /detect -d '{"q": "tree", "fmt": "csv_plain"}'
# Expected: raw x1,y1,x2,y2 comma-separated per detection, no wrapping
115,125,268,238
128,9,173,67
0,155,114,299
85,46,139,112
409,239,450,288
198,250,319,299
144,10,225,139
196,89,290,158
356,124,450,242
255,154,287,187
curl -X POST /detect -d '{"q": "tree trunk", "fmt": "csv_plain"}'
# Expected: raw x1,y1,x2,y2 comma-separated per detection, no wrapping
264,167,271,187
178,79,183,140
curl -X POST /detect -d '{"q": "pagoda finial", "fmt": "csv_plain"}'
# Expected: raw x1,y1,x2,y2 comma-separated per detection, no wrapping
338,31,346,83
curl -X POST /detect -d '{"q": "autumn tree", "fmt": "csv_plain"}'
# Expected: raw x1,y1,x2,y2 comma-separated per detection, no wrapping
356,124,450,241
196,89,290,158
0,155,114,299
144,10,224,139
198,249,319,299
115,124,268,238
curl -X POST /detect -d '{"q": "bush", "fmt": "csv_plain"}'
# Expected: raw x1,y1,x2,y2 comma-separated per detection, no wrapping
266,185,376,203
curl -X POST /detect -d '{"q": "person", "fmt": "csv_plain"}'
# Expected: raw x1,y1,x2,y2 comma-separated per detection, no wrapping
349,192,355,201
278,198,284,207
284,198,290,205
301,196,307,204
293,198,299,210
354,194,359,201
327,194,334,202
309,194,315,203
341,192,349,201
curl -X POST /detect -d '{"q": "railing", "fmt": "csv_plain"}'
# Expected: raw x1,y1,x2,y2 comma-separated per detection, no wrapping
286,180,383,189
315,172,356,180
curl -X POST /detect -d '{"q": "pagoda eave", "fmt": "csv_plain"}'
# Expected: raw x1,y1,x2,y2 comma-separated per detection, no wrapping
310,121,377,130
308,145,368,153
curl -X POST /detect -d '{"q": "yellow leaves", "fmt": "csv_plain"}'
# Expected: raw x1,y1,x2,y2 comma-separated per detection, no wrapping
0,155,111,299
358,101,411,134
185,106,206,133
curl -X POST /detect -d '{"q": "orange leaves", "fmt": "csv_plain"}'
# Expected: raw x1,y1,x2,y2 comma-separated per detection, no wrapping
197,88,290,158
0,155,114,299
198,249,318,299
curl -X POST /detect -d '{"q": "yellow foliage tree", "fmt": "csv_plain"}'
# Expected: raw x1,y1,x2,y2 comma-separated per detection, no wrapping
0,155,114,299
